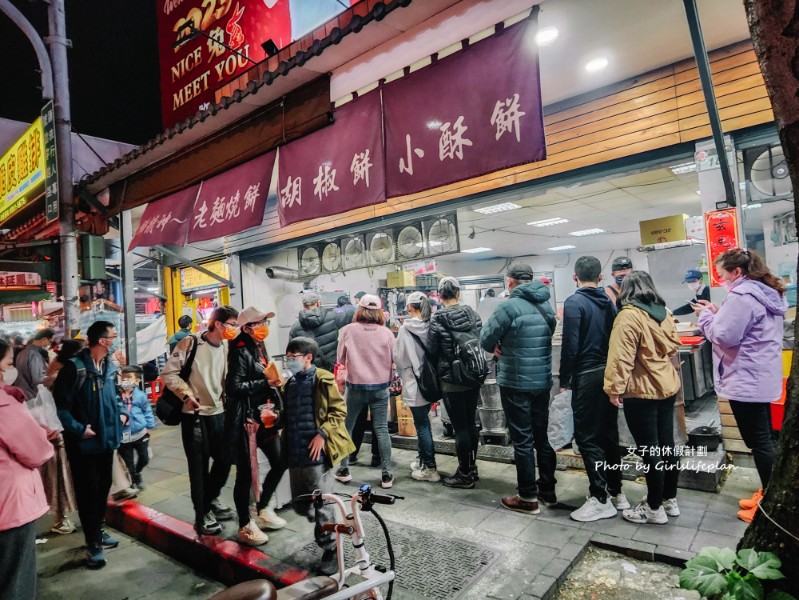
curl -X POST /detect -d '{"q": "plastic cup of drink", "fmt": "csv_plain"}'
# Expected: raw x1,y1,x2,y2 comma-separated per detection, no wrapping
258,402,277,428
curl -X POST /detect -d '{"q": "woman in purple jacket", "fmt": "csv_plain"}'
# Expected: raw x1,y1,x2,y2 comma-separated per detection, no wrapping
694,248,785,521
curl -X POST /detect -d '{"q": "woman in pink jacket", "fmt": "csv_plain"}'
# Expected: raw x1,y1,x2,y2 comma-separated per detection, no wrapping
0,336,55,599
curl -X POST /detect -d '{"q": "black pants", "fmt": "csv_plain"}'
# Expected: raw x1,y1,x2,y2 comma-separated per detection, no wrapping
572,369,622,502
235,427,286,527
623,396,678,510
443,388,480,473
118,433,150,486
350,405,380,462
180,413,229,526
500,388,557,499
0,521,36,600
64,443,114,547
729,400,776,488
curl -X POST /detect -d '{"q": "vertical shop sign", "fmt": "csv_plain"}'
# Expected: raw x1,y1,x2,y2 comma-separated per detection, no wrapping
42,101,58,222
277,92,385,226
383,15,546,198
0,118,45,225
188,151,275,242
704,208,740,287
128,184,201,250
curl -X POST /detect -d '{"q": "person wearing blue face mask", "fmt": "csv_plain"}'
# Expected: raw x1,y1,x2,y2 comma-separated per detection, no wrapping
672,269,710,316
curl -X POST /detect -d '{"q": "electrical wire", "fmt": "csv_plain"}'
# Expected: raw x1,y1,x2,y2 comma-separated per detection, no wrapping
756,498,799,545
368,507,396,600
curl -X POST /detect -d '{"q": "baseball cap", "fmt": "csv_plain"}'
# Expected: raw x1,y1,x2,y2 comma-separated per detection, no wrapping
406,291,427,304
438,276,460,291
611,256,633,271
682,269,703,283
506,262,534,281
301,292,321,306
359,294,382,310
539,277,551,286
354,291,367,299
237,306,276,326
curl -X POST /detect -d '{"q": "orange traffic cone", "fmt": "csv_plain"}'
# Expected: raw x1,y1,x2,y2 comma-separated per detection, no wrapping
739,489,763,510
737,504,757,523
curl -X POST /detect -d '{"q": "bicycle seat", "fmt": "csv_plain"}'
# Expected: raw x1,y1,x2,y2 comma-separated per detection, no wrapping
209,580,277,600
275,575,339,600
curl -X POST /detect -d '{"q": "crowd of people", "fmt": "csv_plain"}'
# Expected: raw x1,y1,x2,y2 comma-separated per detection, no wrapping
0,246,786,596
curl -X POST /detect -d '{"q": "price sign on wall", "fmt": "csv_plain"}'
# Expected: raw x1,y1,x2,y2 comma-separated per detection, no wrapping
180,260,229,293
704,208,740,287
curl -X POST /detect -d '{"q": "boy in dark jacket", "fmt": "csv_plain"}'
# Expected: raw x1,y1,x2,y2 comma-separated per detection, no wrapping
560,256,628,522
117,367,154,491
268,336,355,576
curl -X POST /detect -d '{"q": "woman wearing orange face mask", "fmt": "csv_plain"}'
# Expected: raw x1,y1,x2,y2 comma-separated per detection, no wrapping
224,306,288,546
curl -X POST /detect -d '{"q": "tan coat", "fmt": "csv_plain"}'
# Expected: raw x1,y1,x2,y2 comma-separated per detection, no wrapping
604,304,682,400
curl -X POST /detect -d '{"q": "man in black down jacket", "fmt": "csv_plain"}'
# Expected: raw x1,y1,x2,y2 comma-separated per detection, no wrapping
559,256,628,522
289,292,350,370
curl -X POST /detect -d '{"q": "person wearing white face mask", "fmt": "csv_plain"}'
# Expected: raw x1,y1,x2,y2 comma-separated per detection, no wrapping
672,269,710,316
116,367,154,491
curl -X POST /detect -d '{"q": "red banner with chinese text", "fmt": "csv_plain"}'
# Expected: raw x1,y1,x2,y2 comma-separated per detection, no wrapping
704,208,740,287
276,92,385,226
128,184,200,250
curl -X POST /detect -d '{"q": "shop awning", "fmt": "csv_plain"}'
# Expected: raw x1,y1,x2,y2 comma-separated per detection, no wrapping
0,289,52,303
128,185,200,251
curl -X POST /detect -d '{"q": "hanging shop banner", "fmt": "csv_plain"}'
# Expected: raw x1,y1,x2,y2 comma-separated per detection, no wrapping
277,92,385,226
158,0,364,129
180,260,229,293
704,208,740,287
188,151,275,243
383,16,546,198
0,271,41,289
0,118,45,226
128,184,200,250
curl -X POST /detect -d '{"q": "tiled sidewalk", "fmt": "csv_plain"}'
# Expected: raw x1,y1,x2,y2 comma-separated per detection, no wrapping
125,424,756,600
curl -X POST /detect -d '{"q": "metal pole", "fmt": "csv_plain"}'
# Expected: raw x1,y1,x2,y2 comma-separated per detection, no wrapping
682,0,737,207
120,211,138,365
46,0,80,335
0,0,53,100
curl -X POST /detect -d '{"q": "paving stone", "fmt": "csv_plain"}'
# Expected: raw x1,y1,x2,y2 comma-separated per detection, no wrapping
669,506,705,529
578,514,639,539
148,456,191,474
699,510,748,537
690,530,741,553
477,509,535,538
424,500,494,530
655,544,696,567
590,533,655,561
517,520,583,550
541,557,573,584
558,541,589,563
632,524,697,551
525,574,558,599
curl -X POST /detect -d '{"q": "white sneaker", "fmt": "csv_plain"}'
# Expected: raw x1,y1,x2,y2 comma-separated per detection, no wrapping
256,507,287,530
662,498,680,517
411,466,441,482
410,457,421,471
622,500,668,524
570,497,617,522
237,520,269,546
612,493,631,510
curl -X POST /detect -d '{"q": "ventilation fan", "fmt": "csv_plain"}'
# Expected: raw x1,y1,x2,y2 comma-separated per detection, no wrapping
367,231,395,265
342,236,366,270
744,144,792,202
321,242,342,272
298,246,321,277
423,215,459,256
397,225,424,260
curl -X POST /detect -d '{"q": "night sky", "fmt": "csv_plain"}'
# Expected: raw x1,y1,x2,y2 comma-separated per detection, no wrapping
0,0,162,146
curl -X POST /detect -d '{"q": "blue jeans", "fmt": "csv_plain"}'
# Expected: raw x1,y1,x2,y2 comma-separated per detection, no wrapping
500,387,557,499
410,404,436,468
340,386,392,476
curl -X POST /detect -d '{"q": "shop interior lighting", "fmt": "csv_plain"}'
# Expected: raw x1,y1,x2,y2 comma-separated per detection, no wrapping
744,203,762,210
548,244,576,251
569,228,605,236
585,57,609,73
535,27,559,46
473,202,522,214
146,287,160,292
528,217,568,227
669,162,697,175
696,191,702,195
461,247,492,253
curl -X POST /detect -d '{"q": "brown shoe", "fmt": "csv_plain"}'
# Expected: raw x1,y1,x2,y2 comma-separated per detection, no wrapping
501,495,540,515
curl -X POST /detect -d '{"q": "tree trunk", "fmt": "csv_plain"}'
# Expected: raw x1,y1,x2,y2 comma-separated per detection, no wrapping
740,1,799,595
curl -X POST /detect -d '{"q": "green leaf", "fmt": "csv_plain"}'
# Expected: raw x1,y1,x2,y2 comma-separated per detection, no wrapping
736,550,785,580
728,573,764,600
766,590,798,600
680,555,728,597
699,546,737,571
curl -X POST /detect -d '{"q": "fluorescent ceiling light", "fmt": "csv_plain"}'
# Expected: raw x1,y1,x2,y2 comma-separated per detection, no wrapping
146,287,159,292
548,244,576,251
417,240,446,247
696,190,702,196
569,228,605,236
744,203,762,210
473,202,521,214
585,57,608,73
461,247,492,254
528,217,568,227
669,162,697,175
535,27,559,46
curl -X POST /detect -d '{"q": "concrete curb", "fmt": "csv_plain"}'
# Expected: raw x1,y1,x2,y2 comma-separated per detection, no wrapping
105,499,308,588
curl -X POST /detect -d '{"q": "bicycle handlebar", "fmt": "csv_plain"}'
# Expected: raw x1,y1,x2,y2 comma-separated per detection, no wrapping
368,493,397,505
320,523,355,535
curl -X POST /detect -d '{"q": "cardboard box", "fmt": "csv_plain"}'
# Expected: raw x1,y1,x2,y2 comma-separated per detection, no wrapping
639,214,687,245
387,271,415,288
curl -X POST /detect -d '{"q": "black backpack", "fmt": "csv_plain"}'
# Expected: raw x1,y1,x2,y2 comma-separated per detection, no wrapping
156,335,199,426
449,327,489,389
406,331,442,403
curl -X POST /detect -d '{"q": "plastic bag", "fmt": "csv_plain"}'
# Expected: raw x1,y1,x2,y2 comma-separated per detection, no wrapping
26,384,63,434
547,390,573,451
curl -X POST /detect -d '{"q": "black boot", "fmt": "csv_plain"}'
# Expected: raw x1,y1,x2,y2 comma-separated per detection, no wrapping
442,468,475,489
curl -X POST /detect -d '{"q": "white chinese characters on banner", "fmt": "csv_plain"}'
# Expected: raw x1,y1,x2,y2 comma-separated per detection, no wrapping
192,184,262,230
210,197,226,226
350,150,373,187
243,183,260,211
139,211,185,236
313,165,339,201
193,201,208,229
399,134,425,176
439,116,473,161
491,94,526,142
280,176,302,208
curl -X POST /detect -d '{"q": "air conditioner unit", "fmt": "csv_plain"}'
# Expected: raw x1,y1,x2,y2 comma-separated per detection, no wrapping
743,144,792,203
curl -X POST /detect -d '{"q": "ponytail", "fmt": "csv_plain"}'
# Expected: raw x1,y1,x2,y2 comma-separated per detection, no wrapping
715,248,785,295
409,296,432,322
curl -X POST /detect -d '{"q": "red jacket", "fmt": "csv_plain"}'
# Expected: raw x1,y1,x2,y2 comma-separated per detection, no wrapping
0,386,53,531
